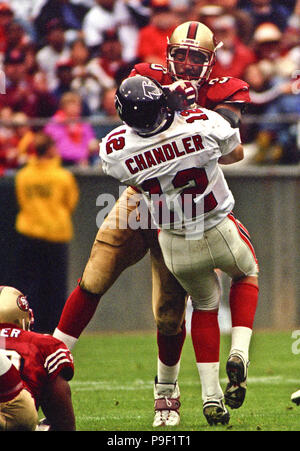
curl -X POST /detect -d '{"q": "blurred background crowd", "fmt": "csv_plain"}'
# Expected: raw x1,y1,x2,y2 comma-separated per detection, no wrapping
0,0,299,173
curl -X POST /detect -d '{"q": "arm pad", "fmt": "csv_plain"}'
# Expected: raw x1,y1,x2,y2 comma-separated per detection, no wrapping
215,108,241,128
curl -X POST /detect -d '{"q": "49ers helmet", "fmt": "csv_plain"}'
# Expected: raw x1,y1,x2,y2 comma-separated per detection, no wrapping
0,286,33,330
115,75,169,135
167,21,222,84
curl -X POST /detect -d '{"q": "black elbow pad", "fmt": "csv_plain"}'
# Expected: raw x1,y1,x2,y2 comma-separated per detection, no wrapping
215,108,241,128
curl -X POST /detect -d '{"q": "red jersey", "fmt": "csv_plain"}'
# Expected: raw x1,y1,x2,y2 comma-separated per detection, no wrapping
130,62,250,109
0,324,74,409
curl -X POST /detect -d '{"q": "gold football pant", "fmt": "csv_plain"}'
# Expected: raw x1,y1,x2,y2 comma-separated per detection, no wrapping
0,389,38,431
80,187,187,335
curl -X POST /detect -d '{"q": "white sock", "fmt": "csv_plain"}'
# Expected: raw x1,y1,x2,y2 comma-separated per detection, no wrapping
230,326,252,361
196,362,223,402
157,358,180,384
0,353,12,376
53,328,78,350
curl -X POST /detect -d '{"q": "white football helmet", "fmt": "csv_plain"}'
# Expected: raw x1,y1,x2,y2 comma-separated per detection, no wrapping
167,21,222,84
0,286,33,330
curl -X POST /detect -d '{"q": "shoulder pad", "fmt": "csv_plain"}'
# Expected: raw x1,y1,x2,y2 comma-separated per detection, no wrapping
206,77,250,104
129,63,172,85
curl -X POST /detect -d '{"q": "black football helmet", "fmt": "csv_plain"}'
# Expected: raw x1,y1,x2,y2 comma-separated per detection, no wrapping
115,76,169,135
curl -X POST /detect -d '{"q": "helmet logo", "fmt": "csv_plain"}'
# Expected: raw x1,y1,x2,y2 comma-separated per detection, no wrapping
17,295,29,312
142,80,161,100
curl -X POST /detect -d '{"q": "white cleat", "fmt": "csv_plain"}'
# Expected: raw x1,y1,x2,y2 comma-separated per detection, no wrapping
153,378,181,427
291,389,300,406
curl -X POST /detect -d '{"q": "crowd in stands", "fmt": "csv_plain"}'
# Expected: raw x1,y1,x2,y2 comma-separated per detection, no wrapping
0,0,299,172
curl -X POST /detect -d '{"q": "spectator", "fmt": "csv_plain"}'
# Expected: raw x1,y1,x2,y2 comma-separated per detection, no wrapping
14,132,79,333
0,107,20,174
95,86,122,141
210,14,256,79
0,48,57,117
67,38,104,114
44,91,98,166
136,1,180,65
0,111,36,173
83,29,134,111
195,0,253,44
4,20,31,54
244,22,300,163
282,0,300,51
0,3,14,54
12,112,36,165
240,0,291,32
51,60,75,101
36,18,71,91
82,0,150,63
34,0,89,45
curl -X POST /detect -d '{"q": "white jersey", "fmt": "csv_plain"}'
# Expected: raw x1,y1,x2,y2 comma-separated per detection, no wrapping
100,108,241,238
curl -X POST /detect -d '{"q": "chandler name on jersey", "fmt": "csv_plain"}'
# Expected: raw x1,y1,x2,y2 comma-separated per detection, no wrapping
130,63,250,108
100,108,241,238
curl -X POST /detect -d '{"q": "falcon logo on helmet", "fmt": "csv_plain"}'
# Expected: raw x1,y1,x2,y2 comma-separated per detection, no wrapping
142,80,162,100
0,286,34,330
167,21,223,84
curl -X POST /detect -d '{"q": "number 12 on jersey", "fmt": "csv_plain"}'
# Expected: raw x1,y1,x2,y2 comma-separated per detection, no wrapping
141,167,217,227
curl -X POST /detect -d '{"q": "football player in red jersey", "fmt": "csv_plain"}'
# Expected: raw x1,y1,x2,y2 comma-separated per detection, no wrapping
0,286,76,431
54,21,258,426
0,352,38,431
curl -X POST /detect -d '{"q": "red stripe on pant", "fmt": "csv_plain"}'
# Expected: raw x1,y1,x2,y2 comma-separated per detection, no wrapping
228,213,258,265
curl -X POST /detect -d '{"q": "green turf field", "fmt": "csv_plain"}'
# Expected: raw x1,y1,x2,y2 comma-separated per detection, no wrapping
68,330,300,432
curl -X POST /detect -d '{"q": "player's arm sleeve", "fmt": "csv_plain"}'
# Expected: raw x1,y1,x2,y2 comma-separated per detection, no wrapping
39,374,76,431
44,342,74,382
211,113,242,156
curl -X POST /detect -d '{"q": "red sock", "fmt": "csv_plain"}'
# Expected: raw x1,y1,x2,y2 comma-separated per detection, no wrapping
191,310,220,363
57,285,100,338
230,282,259,329
0,364,23,403
157,322,186,366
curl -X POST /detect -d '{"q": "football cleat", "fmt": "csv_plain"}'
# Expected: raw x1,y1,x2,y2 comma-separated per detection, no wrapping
35,418,51,431
224,353,249,409
153,377,181,427
291,389,300,406
203,398,230,426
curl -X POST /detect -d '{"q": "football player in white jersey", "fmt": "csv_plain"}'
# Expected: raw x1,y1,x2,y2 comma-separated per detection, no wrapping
100,75,259,426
